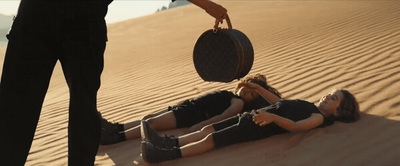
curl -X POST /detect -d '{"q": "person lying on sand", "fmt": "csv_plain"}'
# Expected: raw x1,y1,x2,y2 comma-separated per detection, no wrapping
100,74,282,145
140,82,360,163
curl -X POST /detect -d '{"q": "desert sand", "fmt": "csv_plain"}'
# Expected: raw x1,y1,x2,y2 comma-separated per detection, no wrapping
0,1,399,165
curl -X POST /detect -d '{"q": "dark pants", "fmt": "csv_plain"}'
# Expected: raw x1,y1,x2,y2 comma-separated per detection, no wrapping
212,111,287,149
0,14,105,165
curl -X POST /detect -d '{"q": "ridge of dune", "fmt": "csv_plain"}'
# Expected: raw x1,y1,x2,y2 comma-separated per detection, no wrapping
0,1,398,165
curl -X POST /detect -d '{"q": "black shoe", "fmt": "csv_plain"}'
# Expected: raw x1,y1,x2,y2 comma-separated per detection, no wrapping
100,117,123,145
141,141,181,163
140,120,178,148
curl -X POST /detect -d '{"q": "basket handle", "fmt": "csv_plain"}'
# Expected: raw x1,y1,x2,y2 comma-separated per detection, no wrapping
214,14,232,30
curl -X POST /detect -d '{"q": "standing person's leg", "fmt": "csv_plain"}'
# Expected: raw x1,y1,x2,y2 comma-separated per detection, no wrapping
0,31,57,164
60,40,105,165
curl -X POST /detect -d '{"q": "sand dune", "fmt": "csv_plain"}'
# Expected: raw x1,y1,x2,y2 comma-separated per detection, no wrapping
1,0,399,165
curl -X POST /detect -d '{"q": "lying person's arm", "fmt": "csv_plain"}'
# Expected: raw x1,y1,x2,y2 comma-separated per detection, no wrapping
252,110,324,132
240,82,281,105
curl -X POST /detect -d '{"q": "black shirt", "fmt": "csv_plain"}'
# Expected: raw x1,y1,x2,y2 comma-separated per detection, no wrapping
264,99,334,128
190,90,242,118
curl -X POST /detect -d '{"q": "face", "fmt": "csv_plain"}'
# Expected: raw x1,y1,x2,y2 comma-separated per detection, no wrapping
236,87,259,102
317,90,344,116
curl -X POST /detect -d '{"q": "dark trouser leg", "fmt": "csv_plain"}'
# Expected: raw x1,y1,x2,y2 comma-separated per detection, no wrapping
0,37,57,165
212,112,279,149
59,41,105,165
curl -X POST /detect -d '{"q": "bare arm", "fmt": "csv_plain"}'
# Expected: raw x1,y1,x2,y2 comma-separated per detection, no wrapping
188,0,228,24
240,82,281,105
252,110,324,132
188,98,244,132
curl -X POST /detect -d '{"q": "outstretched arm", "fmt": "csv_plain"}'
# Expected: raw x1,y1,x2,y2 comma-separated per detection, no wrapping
252,110,324,132
188,0,228,25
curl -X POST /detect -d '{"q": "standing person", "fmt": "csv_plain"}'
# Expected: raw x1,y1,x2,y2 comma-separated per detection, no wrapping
100,74,282,145
141,85,360,163
0,0,229,165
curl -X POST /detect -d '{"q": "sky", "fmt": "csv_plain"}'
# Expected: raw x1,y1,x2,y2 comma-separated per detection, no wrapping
0,0,173,23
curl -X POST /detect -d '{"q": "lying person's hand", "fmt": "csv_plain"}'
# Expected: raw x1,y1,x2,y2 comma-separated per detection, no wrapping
239,82,261,90
252,110,274,126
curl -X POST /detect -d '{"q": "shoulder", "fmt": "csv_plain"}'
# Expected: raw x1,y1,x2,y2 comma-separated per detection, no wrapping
231,97,245,104
311,113,325,120
306,113,325,125
319,116,335,128
308,113,326,129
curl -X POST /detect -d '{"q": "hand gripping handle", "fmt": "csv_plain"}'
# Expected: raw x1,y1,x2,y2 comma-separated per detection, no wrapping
213,14,232,31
